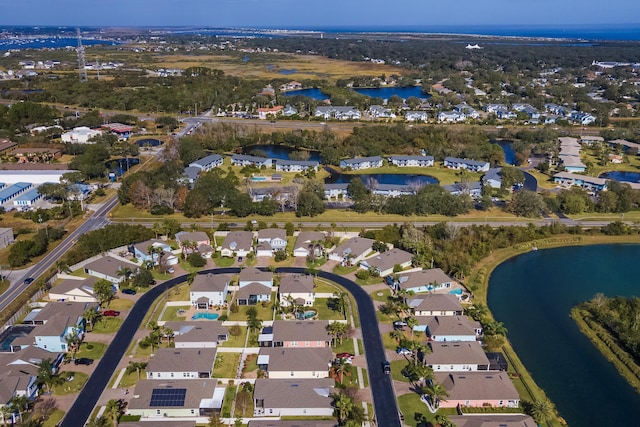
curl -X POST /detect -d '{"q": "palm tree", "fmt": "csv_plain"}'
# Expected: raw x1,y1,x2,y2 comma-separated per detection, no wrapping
331,392,354,426
422,382,449,410
8,395,30,423
390,329,404,344
332,357,349,384
37,359,64,394
1,405,13,427
247,316,263,334
332,291,348,319
125,361,148,380
464,303,489,321
55,260,71,275
484,320,508,336
83,307,102,332
406,317,418,339
151,222,163,239
64,329,82,359
529,398,555,424
104,399,123,426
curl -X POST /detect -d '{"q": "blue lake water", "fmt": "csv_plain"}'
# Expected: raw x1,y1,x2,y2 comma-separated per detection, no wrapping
0,37,114,51
599,171,640,183
488,244,640,426
325,173,438,185
243,144,321,162
283,86,430,101
493,141,516,165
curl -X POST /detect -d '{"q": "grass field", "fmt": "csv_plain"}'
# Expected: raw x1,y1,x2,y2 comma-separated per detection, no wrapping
161,305,189,322
42,409,65,427
212,352,241,378
91,317,123,334
117,368,146,388
220,326,248,348
314,298,345,320
75,342,107,360
53,371,88,395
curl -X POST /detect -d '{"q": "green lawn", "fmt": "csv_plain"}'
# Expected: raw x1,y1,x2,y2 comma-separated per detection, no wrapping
383,331,401,350
118,368,146,388
220,326,248,348
214,255,235,267
306,257,327,268
91,317,123,334
161,305,189,322
109,298,134,311
178,259,204,273
242,353,259,378
167,283,190,301
75,342,107,360
331,339,355,355
221,385,235,418
53,371,88,395
390,359,412,382
371,288,392,302
355,275,384,286
314,278,340,294
396,392,431,427
314,298,346,321
332,264,358,275
42,409,65,427
228,300,275,321
212,352,241,378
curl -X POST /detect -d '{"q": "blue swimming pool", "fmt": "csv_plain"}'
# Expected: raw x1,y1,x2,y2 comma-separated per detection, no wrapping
192,312,219,320
449,288,463,295
252,176,267,181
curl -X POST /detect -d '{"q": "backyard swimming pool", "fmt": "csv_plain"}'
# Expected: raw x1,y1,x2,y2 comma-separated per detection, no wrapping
192,312,219,320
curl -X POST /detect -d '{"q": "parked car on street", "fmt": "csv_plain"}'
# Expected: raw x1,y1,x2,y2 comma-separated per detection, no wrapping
396,348,412,355
382,361,391,374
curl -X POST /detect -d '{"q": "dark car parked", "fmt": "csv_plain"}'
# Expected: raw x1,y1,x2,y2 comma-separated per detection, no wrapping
74,358,94,366
382,360,391,374
121,288,137,295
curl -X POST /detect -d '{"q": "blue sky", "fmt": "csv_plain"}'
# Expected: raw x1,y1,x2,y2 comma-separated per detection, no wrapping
1,0,638,28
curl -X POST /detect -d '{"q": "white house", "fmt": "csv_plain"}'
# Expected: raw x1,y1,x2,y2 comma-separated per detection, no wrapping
388,155,434,167
257,229,288,252
189,154,223,172
189,273,230,308
408,294,464,317
220,231,254,258
164,321,229,348
394,269,456,293
420,316,483,341
279,274,315,307
424,341,490,372
48,277,98,303
405,111,428,122
359,248,413,276
146,348,217,380
274,159,319,173
237,267,273,305
253,378,334,417
339,156,383,170
84,256,139,285
328,237,374,264
230,155,273,168
438,111,466,122
443,157,490,172
257,347,332,379
127,379,223,418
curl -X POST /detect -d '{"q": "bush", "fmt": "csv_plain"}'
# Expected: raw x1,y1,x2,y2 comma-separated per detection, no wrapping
274,250,288,262
229,325,242,336
150,205,174,215
187,252,206,267
285,222,295,236
230,302,238,313
218,314,228,321
355,269,370,280
217,222,229,231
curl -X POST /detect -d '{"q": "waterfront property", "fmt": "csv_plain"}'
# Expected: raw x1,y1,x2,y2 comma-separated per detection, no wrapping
146,348,217,380
444,181,483,198
324,183,349,200
188,154,223,172
418,315,483,341
448,415,536,427
231,154,273,168
558,137,586,173
339,156,383,170
408,294,464,317
394,268,456,293
553,172,608,192
423,341,490,372
274,159,319,173
314,106,361,121
443,157,490,172
388,155,434,167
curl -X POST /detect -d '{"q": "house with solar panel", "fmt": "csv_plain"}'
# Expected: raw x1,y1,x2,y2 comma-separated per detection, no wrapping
126,379,224,418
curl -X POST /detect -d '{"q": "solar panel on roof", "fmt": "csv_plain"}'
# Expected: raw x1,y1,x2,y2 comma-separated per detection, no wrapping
149,388,187,407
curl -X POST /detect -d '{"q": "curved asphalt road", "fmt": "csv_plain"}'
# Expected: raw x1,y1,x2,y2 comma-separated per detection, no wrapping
61,267,400,427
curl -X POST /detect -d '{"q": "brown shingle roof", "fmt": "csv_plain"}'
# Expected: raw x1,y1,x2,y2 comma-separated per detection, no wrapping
435,371,519,401
279,274,314,294
221,231,253,251
190,273,230,293
253,378,334,410
84,255,139,279
396,268,455,290
239,267,273,284
259,347,332,373
146,348,217,374
272,320,330,343
424,341,490,366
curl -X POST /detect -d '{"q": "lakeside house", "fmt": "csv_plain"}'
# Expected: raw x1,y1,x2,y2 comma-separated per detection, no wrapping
324,183,349,200
434,371,520,409
418,315,483,341
230,155,273,168
388,155,434,167
448,415,536,427
553,172,607,192
423,341,490,372
408,294,464,317
443,157,490,172
274,159,319,173
394,269,457,293
339,156,383,170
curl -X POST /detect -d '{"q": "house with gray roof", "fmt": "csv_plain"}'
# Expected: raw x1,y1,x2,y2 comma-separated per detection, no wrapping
146,348,217,380
437,111,466,123
220,231,254,258
293,231,326,258
424,341,490,372
189,154,223,172
0,347,63,404
239,267,273,288
248,421,337,427
163,322,229,348
444,181,483,198
367,105,395,119
189,273,230,308
257,347,332,379
324,183,350,200
279,274,315,307
127,379,223,418
84,255,139,285
388,155,434,167
274,159,319,173
230,154,273,168
253,378,334,417
328,237,374,264
260,320,331,348
371,183,416,197
48,276,98,303
443,157,490,172
257,229,288,256
237,282,272,306
314,106,361,121
130,239,178,267
394,268,456,293
175,231,213,258
482,168,503,189
404,111,428,122
434,371,520,409
339,156,382,170
408,294,463,316
418,316,482,341
359,248,413,276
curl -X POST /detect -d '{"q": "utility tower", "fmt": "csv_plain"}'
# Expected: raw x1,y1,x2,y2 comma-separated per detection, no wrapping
77,28,88,82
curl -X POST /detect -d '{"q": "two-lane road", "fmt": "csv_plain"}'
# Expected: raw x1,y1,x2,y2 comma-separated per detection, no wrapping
61,267,401,427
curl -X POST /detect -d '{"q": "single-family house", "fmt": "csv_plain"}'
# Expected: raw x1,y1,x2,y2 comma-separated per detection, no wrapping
48,277,98,303
130,239,178,267
434,371,520,409
274,159,319,173
279,274,315,307
293,232,326,258
314,106,361,121
405,111,428,122
424,341,490,372
189,154,223,172
388,155,434,167
485,104,508,114
146,348,217,379
126,379,223,418
328,237,374,264
454,103,479,119
408,294,464,317
83,256,140,285
437,111,466,123
443,157,490,172
257,229,288,252
0,347,63,405
230,155,273,168
339,156,383,170
394,269,456,293
220,231,254,258
259,320,331,348
257,347,332,379
190,273,230,308
359,248,413,276
257,106,284,120
163,322,229,348
237,267,273,305
419,316,482,341
253,378,334,417
570,111,596,125
282,105,298,117
368,105,395,119
448,414,536,427
280,81,303,91
175,231,213,257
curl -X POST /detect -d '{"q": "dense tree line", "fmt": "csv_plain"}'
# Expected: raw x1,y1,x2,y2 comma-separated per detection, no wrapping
63,224,154,265
577,295,640,362
8,227,65,267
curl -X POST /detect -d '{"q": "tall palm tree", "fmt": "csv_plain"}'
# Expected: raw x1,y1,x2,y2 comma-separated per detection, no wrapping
406,317,418,339
332,291,348,319
83,307,102,332
37,359,64,394
104,399,123,426
484,320,508,336
529,398,555,424
422,382,449,410
64,328,82,359
331,392,353,426
332,358,349,384
390,329,404,344
8,395,30,423
125,361,148,380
